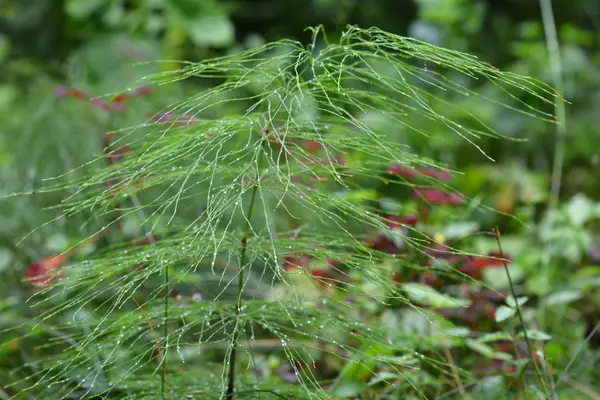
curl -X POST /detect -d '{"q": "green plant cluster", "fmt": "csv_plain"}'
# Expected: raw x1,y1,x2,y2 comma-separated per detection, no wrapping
1,1,600,399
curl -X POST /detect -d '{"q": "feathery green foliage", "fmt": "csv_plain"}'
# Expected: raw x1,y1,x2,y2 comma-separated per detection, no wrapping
6,25,560,399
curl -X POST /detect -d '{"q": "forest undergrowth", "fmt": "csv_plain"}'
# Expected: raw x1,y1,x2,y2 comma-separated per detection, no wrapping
1,25,570,399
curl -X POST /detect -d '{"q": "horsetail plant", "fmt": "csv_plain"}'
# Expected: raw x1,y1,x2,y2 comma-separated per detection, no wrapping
6,25,561,399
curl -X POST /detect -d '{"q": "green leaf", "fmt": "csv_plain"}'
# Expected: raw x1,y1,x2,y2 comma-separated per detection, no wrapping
374,355,419,367
66,0,107,19
477,332,513,344
518,330,551,341
369,372,400,386
343,189,379,204
401,283,471,308
445,327,471,337
543,290,583,306
165,0,234,48
506,295,528,308
482,264,524,290
565,193,598,226
494,305,516,323
332,380,368,397
466,340,513,360
443,221,479,240
188,15,235,47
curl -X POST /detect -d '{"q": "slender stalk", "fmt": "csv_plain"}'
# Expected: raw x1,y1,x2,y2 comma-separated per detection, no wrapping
538,0,567,375
539,0,567,210
226,148,265,399
162,261,169,399
494,227,549,397
553,322,600,396
538,5,567,397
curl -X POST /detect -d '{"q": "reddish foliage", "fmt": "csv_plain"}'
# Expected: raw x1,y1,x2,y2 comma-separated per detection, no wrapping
26,255,66,287
283,254,310,271
464,252,511,272
326,258,343,268
103,132,116,145
135,236,159,246
459,263,482,279
468,289,505,302
54,87,88,99
425,243,460,262
413,188,464,205
458,252,511,278
387,165,452,182
305,141,322,153
387,165,417,178
112,86,153,104
106,145,130,164
496,340,514,354
367,234,401,254
483,303,497,318
419,168,452,182
103,179,127,198
131,86,153,96
112,94,128,103
310,269,340,288
385,214,419,229
54,87,125,111
310,269,328,278
418,272,443,288
54,85,152,112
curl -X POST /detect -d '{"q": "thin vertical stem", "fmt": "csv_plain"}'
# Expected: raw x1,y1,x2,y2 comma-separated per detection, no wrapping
226,148,265,399
539,0,567,209
494,227,549,397
162,261,169,398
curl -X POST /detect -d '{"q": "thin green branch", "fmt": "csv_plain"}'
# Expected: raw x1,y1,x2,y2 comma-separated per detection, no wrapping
226,145,265,399
494,227,549,397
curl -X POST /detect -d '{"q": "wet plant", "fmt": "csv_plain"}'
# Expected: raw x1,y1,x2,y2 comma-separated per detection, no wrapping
4,25,562,399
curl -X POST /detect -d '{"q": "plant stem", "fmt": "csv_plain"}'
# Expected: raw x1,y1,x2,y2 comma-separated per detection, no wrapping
494,227,549,397
539,0,567,210
226,148,265,399
162,259,169,399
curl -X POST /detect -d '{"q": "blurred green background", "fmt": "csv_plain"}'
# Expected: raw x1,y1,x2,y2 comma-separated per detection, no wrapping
1,0,600,397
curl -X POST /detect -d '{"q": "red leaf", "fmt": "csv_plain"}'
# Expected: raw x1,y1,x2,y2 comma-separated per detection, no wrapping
419,168,452,182
284,254,310,271
386,214,419,229
112,94,128,103
26,255,66,287
466,252,511,270
132,86,153,96
387,164,417,178
305,141,322,153
91,98,111,111
367,234,401,254
413,188,464,205
106,145,130,164
69,89,89,99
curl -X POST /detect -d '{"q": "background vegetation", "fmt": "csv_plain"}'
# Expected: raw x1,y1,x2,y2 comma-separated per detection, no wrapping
1,0,600,399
